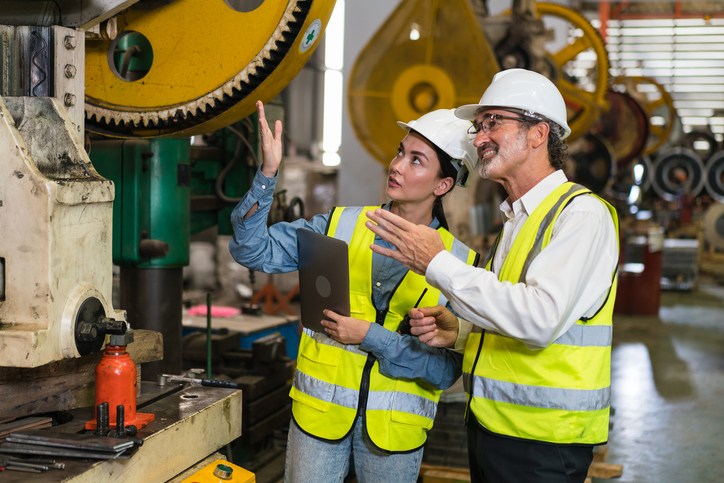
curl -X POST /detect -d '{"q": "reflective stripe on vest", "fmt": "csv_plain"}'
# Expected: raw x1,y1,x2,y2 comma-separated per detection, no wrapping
291,205,478,452
294,371,438,419
464,182,618,445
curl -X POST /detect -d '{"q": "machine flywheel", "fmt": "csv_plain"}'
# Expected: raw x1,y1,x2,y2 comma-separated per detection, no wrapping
612,76,676,156
85,0,336,138
347,0,500,165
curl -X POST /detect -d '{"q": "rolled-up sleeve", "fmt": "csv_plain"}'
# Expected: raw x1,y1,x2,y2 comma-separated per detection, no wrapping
360,323,462,390
229,167,329,273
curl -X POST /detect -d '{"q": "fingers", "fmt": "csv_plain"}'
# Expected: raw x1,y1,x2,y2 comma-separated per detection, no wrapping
323,309,341,322
320,318,338,338
417,305,447,318
417,329,438,345
409,317,437,337
256,100,282,141
368,242,401,260
256,100,267,129
365,211,400,240
366,208,413,231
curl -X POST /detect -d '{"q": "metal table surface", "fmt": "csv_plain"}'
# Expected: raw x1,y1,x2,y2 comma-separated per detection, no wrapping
0,381,242,482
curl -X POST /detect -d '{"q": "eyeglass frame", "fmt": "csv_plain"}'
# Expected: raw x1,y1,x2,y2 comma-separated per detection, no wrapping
466,111,542,139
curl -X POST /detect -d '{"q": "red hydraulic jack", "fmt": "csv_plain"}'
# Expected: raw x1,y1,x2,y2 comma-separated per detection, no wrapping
85,329,154,434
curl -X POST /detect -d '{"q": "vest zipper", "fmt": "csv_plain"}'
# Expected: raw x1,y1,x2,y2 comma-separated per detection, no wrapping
357,309,387,415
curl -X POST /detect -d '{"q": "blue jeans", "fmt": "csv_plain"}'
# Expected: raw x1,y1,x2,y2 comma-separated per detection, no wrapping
284,416,424,483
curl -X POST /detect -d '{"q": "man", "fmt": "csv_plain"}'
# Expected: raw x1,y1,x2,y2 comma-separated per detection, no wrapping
365,68,619,483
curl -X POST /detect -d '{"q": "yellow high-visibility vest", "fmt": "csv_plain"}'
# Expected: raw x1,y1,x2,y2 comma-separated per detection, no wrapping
291,205,479,452
463,183,619,444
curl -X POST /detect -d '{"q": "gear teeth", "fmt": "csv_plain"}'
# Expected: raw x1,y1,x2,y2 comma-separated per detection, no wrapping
86,0,314,137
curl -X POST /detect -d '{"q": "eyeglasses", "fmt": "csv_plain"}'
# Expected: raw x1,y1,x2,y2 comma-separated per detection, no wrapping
466,114,531,139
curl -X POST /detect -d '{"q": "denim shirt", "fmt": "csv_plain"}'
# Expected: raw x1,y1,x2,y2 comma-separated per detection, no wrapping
229,167,462,390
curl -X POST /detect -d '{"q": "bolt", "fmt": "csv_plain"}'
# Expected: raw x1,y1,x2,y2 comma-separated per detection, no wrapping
64,64,77,78
64,93,76,107
101,18,118,40
63,35,76,50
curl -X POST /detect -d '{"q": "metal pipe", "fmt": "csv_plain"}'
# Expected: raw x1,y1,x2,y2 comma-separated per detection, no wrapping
120,266,183,381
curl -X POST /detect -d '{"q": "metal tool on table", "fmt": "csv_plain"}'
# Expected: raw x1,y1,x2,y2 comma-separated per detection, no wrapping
0,456,65,472
157,374,241,389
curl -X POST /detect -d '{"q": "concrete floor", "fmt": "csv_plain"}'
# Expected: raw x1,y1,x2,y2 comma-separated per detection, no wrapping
597,275,724,483
265,274,724,482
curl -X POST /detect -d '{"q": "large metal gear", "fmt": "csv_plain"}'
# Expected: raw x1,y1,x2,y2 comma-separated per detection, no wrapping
592,89,650,168
85,0,336,138
533,2,610,143
612,76,676,156
347,0,499,165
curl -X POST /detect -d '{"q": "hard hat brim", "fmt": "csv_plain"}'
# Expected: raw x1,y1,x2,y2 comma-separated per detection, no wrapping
453,105,481,121
397,120,413,132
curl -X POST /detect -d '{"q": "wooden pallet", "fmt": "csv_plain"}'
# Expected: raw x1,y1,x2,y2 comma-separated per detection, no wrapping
586,445,624,482
420,464,470,483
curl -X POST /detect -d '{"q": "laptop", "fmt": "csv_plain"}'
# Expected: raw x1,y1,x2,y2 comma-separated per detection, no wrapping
297,228,351,332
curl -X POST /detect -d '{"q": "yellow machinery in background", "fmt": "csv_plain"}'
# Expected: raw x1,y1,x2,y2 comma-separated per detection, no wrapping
347,0,499,165
347,0,613,247
348,0,611,167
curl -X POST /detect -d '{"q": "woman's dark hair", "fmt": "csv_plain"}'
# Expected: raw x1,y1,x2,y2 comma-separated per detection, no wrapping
430,142,457,231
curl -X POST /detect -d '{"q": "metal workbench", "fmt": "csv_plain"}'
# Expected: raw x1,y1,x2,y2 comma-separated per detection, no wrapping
0,382,242,482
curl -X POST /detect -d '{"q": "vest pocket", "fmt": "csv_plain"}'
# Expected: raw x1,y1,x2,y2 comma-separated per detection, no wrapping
292,338,343,412
389,409,435,430
388,389,437,430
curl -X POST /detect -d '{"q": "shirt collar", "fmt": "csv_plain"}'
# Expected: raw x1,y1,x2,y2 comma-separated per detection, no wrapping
499,170,568,220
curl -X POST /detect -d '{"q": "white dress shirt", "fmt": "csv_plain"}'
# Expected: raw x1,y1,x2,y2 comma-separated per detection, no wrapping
427,170,619,349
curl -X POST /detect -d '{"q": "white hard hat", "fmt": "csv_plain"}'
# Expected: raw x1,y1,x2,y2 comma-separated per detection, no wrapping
397,109,478,187
454,68,571,139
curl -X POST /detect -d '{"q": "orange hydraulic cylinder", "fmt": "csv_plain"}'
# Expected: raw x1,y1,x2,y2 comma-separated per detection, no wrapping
84,344,155,431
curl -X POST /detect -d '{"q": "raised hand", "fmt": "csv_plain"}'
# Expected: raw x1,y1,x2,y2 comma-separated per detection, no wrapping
256,100,283,177
408,305,459,348
365,208,445,275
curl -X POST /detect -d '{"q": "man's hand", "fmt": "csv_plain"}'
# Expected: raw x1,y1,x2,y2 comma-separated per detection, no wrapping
408,305,459,348
320,310,370,345
365,209,445,275
256,100,283,178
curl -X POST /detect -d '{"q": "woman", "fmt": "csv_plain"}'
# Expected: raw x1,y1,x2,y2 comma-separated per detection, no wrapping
229,101,479,483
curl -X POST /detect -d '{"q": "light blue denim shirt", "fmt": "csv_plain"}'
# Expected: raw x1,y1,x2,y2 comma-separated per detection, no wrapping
229,167,462,389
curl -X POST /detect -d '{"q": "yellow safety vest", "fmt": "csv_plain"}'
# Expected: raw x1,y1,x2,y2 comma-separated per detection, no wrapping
463,183,619,445
290,205,479,452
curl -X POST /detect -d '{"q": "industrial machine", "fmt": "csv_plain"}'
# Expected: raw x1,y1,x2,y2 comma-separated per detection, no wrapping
0,0,334,370
0,0,335,479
